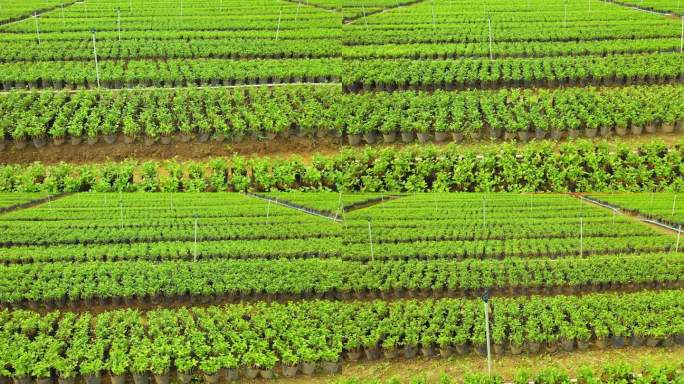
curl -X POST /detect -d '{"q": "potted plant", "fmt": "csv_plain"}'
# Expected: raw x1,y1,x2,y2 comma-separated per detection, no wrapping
129,340,151,384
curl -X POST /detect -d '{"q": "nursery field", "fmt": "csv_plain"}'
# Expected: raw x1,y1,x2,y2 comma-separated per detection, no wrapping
2,0,684,382
0,192,683,381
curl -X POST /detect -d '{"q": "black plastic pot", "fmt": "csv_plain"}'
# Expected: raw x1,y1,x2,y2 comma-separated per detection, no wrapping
301,362,316,375
363,132,378,144
561,339,575,352
401,131,415,143
509,343,523,355
403,345,417,359
346,348,362,362
14,377,33,384
600,126,612,137
631,335,645,347
110,375,126,384
243,368,258,380
202,373,218,384
321,361,340,374
646,337,661,347
585,128,598,138
32,137,47,149
416,133,431,143
435,132,450,142
383,348,398,359
177,372,192,384
611,336,626,348
131,373,149,384
517,131,530,142
84,374,101,384
439,345,453,358
662,124,675,134
364,346,380,361
87,136,99,146
535,128,547,140
281,365,298,378
259,369,274,379
57,377,74,384
347,134,362,146
223,369,238,382
490,127,503,140
160,136,172,145
70,136,82,146
153,373,169,384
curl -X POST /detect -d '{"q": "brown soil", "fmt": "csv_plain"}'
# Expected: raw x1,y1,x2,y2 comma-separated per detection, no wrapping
0,136,347,165
0,133,682,165
275,346,684,384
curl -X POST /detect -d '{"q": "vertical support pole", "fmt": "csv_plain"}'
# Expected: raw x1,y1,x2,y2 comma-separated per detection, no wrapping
431,1,436,29
483,196,487,227
117,8,121,41
34,13,41,44
488,17,493,60
61,3,65,24
275,10,282,41
91,30,101,88
681,15,683,53
580,216,584,257
673,194,678,217
119,200,124,229
368,219,374,262
483,291,492,377
266,199,271,221
295,2,301,22
334,192,342,220
676,225,681,253
362,5,368,30
193,215,198,262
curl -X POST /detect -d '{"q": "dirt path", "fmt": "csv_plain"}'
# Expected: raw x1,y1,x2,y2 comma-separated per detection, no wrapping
273,346,684,383
1,133,682,165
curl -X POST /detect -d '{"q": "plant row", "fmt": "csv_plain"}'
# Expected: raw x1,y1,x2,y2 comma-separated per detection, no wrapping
0,58,341,90
1,141,684,193
344,54,684,91
0,238,342,264
343,220,658,243
0,290,682,381
0,38,341,62
343,38,684,60
3,84,684,147
0,193,47,210
0,254,682,307
343,19,679,45
588,193,684,227
258,191,385,215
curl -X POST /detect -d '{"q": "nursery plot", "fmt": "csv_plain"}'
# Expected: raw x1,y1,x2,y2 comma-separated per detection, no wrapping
0,193,343,261
259,191,391,215
0,0,342,89
342,0,420,20
343,194,678,260
0,290,682,380
0,192,48,209
0,86,343,146
588,193,684,227
614,0,683,15
0,252,682,306
0,0,70,24
342,0,684,90
340,85,684,141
